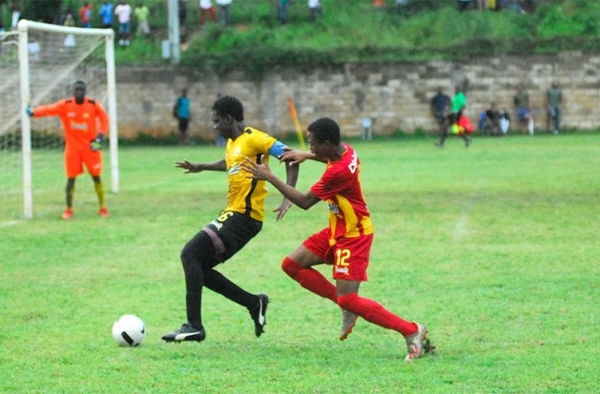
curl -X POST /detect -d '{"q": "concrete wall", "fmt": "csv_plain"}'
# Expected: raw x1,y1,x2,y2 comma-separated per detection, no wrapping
115,52,600,140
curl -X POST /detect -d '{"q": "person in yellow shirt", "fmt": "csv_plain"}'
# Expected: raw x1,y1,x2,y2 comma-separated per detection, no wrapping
133,1,150,36
162,95,299,343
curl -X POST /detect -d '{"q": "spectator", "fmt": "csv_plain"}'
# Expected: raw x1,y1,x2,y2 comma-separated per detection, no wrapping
308,0,322,22
437,85,471,147
173,89,191,146
546,80,564,135
216,0,232,27
99,1,115,29
499,108,510,134
458,0,472,11
179,0,188,43
79,2,93,28
513,83,534,135
199,0,217,30
276,0,290,25
63,12,76,48
484,102,501,136
505,0,526,14
395,0,408,17
114,1,133,46
430,86,451,139
134,1,151,36
11,3,21,29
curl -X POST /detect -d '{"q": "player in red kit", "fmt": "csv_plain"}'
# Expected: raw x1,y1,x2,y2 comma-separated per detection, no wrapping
242,117,433,362
27,80,109,219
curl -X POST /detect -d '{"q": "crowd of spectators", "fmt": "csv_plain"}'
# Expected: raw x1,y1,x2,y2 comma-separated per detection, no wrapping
458,0,537,13
3,0,543,37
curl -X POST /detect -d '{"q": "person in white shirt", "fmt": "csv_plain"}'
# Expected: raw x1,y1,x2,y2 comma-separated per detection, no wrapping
114,1,133,46
308,0,322,22
216,0,232,27
199,0,216,30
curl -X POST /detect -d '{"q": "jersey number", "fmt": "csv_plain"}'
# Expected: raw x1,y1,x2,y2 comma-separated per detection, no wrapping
335,249,351,268
217,211,234,223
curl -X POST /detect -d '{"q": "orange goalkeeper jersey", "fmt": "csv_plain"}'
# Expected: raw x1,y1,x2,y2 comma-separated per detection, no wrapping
33,97,109,151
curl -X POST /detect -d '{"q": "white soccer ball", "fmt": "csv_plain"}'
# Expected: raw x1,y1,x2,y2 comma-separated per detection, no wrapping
112,314,146,347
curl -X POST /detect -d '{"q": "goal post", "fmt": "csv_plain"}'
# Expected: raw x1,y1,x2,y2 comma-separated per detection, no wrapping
14,20,119,219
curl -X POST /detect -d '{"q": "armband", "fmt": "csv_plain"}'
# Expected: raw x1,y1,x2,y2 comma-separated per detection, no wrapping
268,141,287,158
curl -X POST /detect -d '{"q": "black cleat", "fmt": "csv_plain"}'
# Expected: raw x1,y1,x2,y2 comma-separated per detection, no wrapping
249,294,269,337
161,323,206,343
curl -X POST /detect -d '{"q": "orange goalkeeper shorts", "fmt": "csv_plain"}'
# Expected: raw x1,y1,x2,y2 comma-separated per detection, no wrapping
64,147,103,178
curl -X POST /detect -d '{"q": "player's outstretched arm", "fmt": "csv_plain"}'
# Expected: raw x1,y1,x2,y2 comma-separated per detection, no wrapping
175,159,226,173
242,156,319,210
279,148,325,164
273,160,299,221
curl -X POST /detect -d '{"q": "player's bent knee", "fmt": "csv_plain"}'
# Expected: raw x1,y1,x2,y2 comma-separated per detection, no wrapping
337,293,359,312
282,257,301,278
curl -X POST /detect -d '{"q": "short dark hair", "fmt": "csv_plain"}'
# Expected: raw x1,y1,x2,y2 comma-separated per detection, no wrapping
212,95,244,122
307,117,340,145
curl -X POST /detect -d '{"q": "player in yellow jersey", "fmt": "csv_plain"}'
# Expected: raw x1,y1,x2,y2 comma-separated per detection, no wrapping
162,95,299,343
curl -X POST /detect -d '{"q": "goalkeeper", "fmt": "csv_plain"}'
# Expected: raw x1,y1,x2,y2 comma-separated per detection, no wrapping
27,80,110,219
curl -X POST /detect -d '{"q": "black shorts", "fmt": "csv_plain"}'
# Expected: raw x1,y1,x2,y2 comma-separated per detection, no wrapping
178,118,189,133
202,211,262,262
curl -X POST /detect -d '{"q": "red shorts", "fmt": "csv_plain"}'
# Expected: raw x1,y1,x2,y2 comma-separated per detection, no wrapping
64,147,103,178
303,228,373,282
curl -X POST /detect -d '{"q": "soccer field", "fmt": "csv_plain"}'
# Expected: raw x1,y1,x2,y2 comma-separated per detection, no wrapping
1,134,599,393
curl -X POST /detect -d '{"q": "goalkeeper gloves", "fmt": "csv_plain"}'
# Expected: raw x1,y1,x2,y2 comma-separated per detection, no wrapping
90,133,104,151
25,104,34,117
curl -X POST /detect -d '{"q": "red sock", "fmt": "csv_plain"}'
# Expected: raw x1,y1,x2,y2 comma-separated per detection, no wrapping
337,293,417,336
282,257,337,302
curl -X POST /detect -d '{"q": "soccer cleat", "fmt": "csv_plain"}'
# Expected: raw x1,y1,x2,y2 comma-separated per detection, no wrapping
61,208,73,220
161,323,206,343
339,310,358,341
465,136,472,148
99,207,109,217
404,323,429,362
249,294,269,337
435,141,444,148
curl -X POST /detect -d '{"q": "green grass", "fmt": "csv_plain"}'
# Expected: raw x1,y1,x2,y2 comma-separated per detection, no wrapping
1,134,599,393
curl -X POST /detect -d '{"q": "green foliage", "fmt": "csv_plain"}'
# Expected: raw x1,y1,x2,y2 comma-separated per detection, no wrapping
7,0,600,73
171,0,600,77
1,135,600,392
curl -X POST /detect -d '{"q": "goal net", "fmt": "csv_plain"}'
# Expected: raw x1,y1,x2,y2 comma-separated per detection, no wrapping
0,20,118,221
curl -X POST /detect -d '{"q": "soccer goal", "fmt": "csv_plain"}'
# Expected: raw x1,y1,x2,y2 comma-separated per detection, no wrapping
0,20,119,221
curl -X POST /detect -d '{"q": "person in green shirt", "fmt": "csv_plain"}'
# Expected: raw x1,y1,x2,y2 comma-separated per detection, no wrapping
436,85,471,148
134,2,150,36
546,81,564,135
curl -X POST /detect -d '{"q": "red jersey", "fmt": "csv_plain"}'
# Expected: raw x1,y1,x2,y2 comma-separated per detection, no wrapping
33,97,109,152
310,143,374,245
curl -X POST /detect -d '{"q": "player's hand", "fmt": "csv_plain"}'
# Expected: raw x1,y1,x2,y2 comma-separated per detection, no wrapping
241,155,273,181
279,148,310,165
25,103,34,117
175,159,201,173
90,133,104,151
273,199,293,221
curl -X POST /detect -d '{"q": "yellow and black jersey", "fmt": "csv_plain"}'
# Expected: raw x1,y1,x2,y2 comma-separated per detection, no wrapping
224,127,280,222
